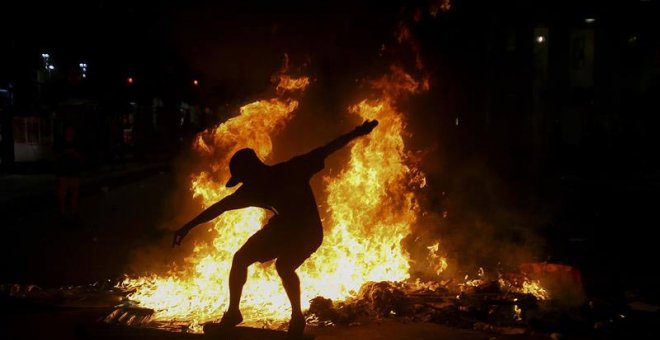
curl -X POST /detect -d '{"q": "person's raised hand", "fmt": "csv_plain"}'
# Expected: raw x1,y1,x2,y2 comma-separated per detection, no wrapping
355,120,379,136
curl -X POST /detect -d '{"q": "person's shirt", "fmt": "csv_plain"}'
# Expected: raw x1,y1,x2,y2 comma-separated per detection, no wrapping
223,149,325,227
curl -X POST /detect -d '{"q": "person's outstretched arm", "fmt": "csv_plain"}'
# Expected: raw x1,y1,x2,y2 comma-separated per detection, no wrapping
172,191,248,246
313,120,379,159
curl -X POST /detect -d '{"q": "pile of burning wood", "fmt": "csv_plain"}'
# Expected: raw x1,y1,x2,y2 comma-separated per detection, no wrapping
305,280,539,335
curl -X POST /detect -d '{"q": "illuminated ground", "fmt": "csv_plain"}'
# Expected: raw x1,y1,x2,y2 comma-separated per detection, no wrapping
1,307,547,340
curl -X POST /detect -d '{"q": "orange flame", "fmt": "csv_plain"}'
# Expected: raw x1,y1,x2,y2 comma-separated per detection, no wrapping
427,242,448,275
120,67,443,331
430,0,452,17
276,74,310,94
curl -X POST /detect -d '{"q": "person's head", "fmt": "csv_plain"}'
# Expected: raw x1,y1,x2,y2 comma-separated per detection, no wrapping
226,148,265,187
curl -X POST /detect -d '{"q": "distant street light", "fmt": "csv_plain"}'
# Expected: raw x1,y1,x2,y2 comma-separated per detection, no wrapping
79,62,88,79
41,53,51,72
585,18,596,23
193,79,199,86
48,65,55,70
536,35,545,43
127,77,134,84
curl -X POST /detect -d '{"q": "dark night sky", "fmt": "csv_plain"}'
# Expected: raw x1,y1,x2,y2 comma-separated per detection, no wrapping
3,0,658,87
2,1,402,85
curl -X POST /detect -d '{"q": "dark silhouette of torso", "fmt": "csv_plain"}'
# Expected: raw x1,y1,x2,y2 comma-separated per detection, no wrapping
229,150,325,241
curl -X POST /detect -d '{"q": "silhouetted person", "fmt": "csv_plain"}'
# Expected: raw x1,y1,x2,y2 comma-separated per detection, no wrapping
56,126,82,225
173,120,379,337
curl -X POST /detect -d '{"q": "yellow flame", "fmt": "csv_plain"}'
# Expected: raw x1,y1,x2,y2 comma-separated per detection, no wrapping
306,95,419,299
427,242,448,275
498,277,550,301
120,68,436,331
513,304,522,321
520,279,550,300
276,75,310,94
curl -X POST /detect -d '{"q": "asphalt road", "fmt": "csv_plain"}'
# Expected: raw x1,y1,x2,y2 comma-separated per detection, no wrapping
1,307,545,340
0,171,178,286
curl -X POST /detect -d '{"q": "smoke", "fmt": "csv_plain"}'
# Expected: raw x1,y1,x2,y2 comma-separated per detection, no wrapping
125,156,210,275
422,159,548,275
390,85,552,282
370,0,550,281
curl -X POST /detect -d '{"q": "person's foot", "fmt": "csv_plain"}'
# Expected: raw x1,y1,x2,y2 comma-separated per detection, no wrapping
287,314,305,339
204,310,243,334
219,309,243,327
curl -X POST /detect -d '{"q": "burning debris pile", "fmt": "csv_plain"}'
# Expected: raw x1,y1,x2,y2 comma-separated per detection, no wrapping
2,271,652,338
301,268,558,336
305,280,537,334
102,264,638,337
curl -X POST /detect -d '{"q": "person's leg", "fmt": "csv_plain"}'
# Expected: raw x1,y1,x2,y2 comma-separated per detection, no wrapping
275,258,303,318
227,249,254,315
275,227,322,336
224,231,274,325
275,254,310,337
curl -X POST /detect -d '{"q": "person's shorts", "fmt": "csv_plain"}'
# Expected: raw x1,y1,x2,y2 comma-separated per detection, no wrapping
238,216,323,268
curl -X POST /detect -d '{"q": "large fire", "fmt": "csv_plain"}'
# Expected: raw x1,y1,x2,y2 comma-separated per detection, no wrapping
120,66,433,331
117,2,553,330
